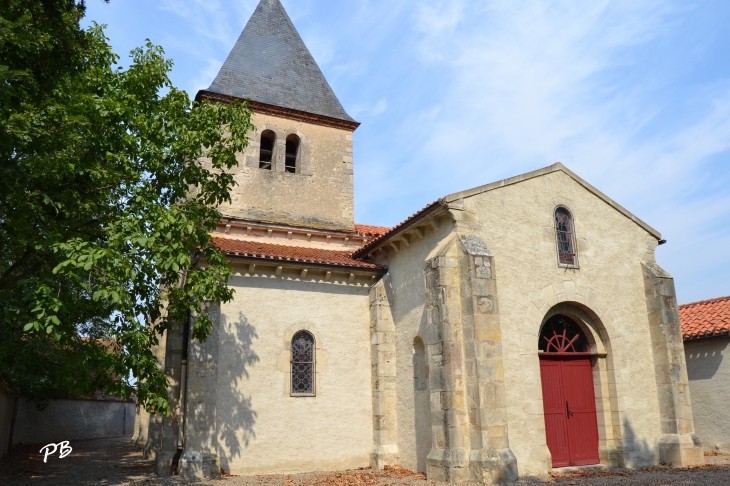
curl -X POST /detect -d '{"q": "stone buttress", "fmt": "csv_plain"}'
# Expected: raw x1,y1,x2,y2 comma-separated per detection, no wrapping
422,232,518,483
369,280,400,468
642,261,704,466
179,304,222,478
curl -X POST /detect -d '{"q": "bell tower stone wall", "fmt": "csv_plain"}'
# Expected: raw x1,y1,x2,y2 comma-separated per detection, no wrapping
217,111,356,232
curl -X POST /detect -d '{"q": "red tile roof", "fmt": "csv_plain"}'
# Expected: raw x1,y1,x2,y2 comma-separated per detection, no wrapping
679,295,730,341
355,224,391,238
211,236,386,271
354,199,446,258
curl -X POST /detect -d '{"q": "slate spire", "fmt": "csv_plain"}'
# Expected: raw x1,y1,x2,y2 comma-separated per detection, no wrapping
207,0,355,122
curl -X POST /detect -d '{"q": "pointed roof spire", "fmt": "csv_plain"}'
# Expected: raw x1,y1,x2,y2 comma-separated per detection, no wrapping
206,0,355,123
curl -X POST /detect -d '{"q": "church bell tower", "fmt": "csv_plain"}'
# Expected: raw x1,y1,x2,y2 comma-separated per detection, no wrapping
196,0,359,232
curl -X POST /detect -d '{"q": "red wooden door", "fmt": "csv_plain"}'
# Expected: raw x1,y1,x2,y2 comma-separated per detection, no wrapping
562,359,600,465
540,357,600,467
539,359,571,467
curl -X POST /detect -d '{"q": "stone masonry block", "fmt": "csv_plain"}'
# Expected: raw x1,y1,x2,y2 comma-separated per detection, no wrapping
179,451,220,479
474,315,502,342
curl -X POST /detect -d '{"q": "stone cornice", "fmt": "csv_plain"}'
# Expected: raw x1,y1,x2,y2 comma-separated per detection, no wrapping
216,218,372,251
196,90,361,132
227,253,385,275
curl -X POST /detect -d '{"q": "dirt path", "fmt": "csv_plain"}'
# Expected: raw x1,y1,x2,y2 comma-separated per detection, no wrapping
2,436,730,485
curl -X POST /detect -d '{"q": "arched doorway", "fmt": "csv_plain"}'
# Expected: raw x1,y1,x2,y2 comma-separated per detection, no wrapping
539,315,600,467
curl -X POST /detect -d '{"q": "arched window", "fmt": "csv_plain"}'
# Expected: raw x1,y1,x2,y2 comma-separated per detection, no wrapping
554,207,577,266
539,315,588,354
291,331,315,395
259,130,276,170
285,134,300,173
413,337,427,391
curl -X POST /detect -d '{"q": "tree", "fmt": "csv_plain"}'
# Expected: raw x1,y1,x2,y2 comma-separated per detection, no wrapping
0,1,253,414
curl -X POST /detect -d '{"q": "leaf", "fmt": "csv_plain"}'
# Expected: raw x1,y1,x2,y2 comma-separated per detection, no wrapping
0,15,252,412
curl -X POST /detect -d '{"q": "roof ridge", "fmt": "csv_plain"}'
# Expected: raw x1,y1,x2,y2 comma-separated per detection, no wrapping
206,0,355,122
679,294,730,309
445,163,661,240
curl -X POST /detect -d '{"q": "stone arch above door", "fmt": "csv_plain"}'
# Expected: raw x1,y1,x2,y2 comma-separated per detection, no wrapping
541,304,607,356
517,282,631,472
522,282,624,356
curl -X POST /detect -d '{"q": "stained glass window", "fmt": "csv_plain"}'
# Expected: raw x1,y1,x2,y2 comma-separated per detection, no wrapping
555,207,577,266
291,331,315,395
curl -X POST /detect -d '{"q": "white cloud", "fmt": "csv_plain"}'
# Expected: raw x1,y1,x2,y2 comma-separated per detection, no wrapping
350,98,388,119
352,0,730,301
416,0,465,33
89,0,728,301
188,57,224,95
159,0,226,45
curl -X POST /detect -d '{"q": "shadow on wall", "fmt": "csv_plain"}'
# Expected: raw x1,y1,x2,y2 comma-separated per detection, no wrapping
413,337,431,474
11,398,135,446
621,419,658,467
686,340,727,381
216,312,259,473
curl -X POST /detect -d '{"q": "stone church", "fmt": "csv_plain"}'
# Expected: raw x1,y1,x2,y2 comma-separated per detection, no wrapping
138,0,705,481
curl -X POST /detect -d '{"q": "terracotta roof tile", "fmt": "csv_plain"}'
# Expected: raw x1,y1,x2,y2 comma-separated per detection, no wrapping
355,224,391,238
211,236,386,271
679,295,730,341
354,199,446,258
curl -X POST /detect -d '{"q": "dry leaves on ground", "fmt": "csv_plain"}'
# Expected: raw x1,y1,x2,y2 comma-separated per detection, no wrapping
263,466,426,486
705,450,730,457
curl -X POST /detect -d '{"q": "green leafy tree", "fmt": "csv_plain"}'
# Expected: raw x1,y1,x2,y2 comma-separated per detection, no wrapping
0,1,253,414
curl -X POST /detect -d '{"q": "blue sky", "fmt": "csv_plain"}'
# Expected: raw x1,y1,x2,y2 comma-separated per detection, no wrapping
83,0,730,304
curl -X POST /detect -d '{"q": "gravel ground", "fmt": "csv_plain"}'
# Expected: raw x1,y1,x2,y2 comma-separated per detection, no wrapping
2,436,730,485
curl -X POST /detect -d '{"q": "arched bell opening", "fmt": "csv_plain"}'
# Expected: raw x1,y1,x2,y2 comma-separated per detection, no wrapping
259,130,276,170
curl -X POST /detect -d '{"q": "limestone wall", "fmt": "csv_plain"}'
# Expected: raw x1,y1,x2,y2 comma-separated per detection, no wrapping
217,112,355,231
211,266,373,475
369,167,699,479
370,220,454,473
686,337,730,452
462,170,665,474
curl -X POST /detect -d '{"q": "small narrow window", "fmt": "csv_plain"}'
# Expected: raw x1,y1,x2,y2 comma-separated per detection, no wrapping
291,331,315,396
285,134,300,173
413,337,427,392
259,130,275,170
554,207,577,266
